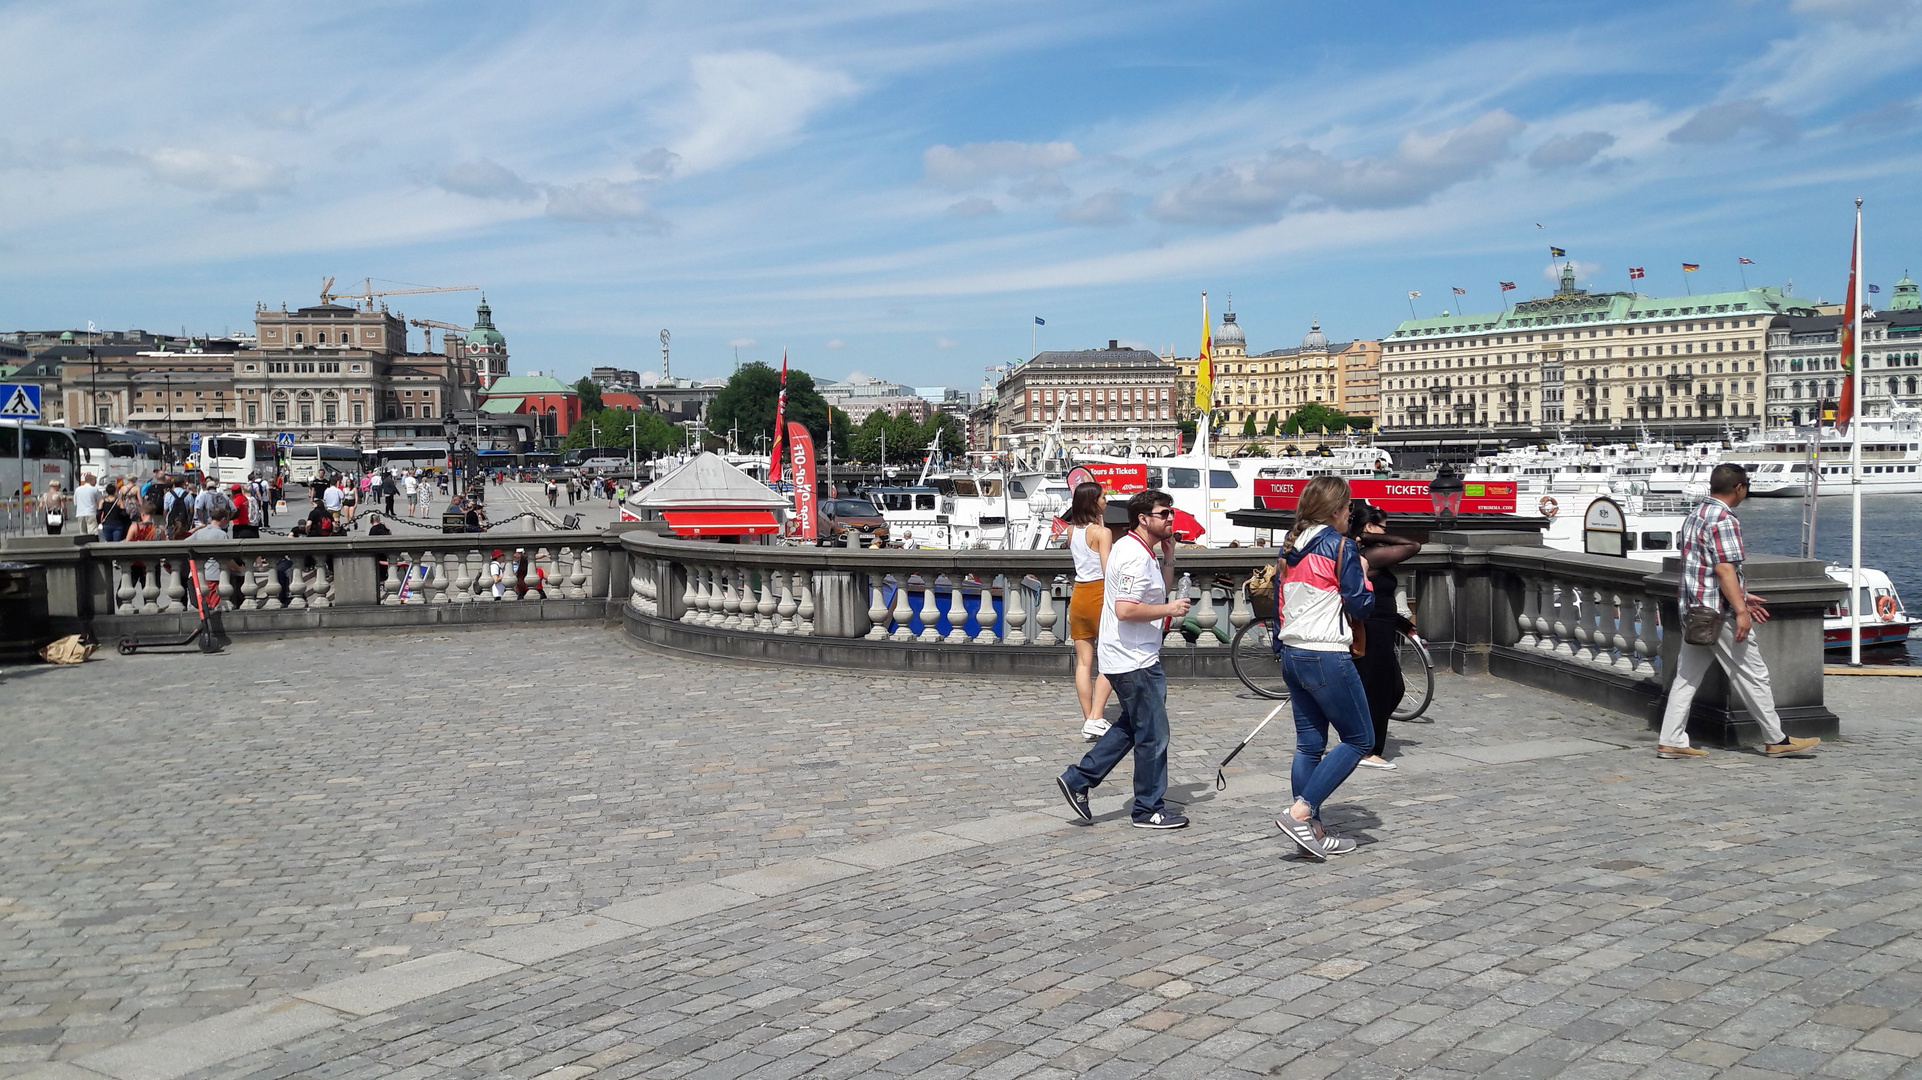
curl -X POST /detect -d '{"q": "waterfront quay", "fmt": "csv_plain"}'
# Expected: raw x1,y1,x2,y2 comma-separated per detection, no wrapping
3,619,1921,1080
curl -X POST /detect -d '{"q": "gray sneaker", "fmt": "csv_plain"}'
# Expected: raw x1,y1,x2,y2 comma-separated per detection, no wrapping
1276,814,1328,860
1320,834,1358,856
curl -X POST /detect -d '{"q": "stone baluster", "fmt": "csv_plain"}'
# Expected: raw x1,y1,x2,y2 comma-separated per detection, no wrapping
451,551,475,604
237,558,259,610
286,560,308,610
1588,586,1615,666
309,558,332,608
1627,593,1655,677
162,560,186,613
693,565,716,625
795,570,815,636
424,554,449,604
755,570,777,631
115,560,137,615
539,547,560,600
1003,575,1028,645
1193,578,1220,648
1570,579,1592,659
1516,573,1542,649
380,555,402,605
865,573,890,640
889,572,916,642
1032,577,1060,646
973,575,999,645
680,563,701,623
917,571,943,643
1606,591,1633,672
1547,580,1573,657
138,561,161,613
944,573,970,645
1227,574,1254,636
726,568,748,628
771,570,796,634
1163,575,1189,651
567,548,590,598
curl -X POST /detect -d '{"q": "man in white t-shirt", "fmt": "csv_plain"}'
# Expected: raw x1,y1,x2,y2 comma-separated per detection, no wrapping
403,471,420,515
322,480,344,514
73,474,102,535
1056,489,1193,830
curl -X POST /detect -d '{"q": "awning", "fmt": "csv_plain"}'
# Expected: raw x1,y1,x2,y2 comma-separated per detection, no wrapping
663,509,781,535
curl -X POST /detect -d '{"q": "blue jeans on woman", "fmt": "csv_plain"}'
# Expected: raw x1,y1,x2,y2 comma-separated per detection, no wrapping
1281,646,1373,818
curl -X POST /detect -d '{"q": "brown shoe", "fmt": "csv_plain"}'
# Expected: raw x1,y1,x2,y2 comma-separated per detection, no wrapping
1657,745,1708,759
1765,736,1821,757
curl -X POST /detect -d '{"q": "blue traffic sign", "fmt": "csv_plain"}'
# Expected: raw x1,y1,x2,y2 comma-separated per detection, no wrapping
276,432,296,447
188,433,202,453
0,382,40,420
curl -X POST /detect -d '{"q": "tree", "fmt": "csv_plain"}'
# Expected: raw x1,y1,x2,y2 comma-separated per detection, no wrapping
705,361,833,452
1241,414,1258,438
921,411,965,458
1281,401,1361,435
560,407,679,456
573,377,603,415
1263,412,1280,437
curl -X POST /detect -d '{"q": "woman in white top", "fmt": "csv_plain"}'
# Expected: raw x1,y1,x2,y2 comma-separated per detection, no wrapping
1065,482,1115,740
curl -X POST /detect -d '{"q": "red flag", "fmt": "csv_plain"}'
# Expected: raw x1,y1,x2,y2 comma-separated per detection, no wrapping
769,349,788,483
1739,257,1755,265
1628,267,1645,279
1837,226,1860,435
786,420,817,540
1498,281,1516,292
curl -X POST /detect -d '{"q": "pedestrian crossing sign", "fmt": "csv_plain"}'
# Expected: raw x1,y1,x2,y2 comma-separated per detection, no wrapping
0,382,41,420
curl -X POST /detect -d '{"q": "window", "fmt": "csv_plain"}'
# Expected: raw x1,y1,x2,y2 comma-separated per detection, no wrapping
1166,467,1200,489
293,332,303,343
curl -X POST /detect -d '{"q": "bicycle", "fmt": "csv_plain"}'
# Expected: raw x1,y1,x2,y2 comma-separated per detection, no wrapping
1232,617,1435,723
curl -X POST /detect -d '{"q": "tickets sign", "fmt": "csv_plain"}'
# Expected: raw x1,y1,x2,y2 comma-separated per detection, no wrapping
1064,462,1149,495
1253,477,1517,514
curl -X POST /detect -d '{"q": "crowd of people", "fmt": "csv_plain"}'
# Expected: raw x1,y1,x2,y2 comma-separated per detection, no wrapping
1056,464,1821,860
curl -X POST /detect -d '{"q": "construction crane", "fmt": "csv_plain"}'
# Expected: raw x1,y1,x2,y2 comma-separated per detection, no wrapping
408,318,470,354
319,277,479,310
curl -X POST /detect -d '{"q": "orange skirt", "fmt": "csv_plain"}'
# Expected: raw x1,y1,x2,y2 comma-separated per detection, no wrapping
1069,579,1103,641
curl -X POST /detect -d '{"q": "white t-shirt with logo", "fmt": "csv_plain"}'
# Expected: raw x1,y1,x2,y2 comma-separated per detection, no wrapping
1098,533,1167,675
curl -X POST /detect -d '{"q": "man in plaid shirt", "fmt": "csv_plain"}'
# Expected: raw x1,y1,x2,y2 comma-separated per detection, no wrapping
1657,463,1821,759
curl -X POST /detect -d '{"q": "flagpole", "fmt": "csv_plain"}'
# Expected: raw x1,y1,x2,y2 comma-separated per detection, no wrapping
1850,198,1864,666
1738,260,1749,290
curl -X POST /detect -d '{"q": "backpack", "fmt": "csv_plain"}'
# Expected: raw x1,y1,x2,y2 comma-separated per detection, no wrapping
166,492,195,535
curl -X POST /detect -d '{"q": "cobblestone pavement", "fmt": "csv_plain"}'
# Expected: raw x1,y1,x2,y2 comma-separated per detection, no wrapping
3,628,1920,1079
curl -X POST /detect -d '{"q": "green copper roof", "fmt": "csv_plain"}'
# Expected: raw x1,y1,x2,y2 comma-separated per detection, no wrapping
465,297,507,349
1892,273,1919,312
1388,282,1817,339
482,375,574,395
479,397,524,413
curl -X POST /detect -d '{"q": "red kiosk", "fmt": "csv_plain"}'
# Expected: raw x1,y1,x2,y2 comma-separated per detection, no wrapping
627,452,789,542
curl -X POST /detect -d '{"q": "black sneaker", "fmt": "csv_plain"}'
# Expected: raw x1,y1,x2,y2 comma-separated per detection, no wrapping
1132,809,1189,829
1056,776,1092,822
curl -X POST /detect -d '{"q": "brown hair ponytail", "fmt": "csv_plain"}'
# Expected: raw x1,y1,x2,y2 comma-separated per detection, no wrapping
1283,475,1351,551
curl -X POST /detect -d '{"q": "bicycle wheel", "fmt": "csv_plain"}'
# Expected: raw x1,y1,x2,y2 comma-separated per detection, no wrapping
1391,631,1434,720
1231,619,1290,700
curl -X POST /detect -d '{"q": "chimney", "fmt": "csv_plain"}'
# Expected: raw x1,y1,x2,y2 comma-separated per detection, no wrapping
1109,339,1119,350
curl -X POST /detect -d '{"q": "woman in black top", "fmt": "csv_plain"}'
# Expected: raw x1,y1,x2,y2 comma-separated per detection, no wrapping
1346,500,1421,770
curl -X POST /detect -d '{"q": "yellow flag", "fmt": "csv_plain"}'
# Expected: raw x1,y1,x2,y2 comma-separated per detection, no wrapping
1194,294,1213,412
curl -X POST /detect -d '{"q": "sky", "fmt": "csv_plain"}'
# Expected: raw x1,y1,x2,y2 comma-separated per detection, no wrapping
3,0,1920,388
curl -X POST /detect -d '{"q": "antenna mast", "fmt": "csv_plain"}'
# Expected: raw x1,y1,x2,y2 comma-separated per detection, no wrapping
660,329,671,381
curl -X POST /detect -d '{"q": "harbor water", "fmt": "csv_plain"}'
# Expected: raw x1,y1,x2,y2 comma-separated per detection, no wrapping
1732,494,1922,665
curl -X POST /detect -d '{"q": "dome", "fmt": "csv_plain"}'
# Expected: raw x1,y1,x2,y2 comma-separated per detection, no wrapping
59,330,74,342
1215,311,1246,347
464,296,507,351
1301,320,1329,352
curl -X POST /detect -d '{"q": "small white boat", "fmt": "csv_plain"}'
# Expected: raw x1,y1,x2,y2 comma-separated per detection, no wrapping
1823,565,1919,651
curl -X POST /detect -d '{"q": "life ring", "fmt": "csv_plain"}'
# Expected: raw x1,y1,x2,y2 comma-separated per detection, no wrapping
1538,495,1559,519
1876,595,1899,622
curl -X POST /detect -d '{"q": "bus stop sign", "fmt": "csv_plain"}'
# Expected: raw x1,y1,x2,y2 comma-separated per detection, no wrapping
0,383,41,420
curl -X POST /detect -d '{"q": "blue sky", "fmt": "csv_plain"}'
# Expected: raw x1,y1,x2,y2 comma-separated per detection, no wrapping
4,0,1919,388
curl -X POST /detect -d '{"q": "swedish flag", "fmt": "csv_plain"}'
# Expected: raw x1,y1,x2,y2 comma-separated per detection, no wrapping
1549,246,1567,258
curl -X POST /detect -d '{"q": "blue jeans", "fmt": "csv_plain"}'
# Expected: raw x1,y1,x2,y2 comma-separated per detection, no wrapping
1282,647,1373,817
1061,663,1170,820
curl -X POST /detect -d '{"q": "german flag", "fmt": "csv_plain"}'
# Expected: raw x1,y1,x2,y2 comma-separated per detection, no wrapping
1681,263,1700,272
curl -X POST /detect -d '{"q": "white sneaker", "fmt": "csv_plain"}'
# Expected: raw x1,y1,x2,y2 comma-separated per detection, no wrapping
1356,757,1397,770
1080,717,1111,741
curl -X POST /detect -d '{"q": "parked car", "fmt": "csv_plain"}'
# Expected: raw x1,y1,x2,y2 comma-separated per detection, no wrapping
817,498,890,547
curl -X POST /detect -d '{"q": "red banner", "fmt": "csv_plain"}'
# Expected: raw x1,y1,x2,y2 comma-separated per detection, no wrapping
787,421,817,540
1253,477,1517,514
1066,462,1149,495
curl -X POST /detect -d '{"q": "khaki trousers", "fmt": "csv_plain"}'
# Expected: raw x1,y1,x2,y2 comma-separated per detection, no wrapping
1658,620,1787,748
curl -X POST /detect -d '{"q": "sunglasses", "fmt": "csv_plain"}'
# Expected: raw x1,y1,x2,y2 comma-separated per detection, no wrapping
1146,509,1177,520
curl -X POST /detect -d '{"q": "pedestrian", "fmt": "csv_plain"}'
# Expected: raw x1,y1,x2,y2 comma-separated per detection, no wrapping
229,484,261,539
345,474,361,521
1274,475,1376,861
403,470,419,516
1346,500,1421,770
100,482,133,543
1054,489,1194,831
488,548,506,599
194,479,216,526
606,480,616,509
1657,463,1821,759
382,470,398,516
1064,481,1115,741
165,479,195,539
567,477,578,506
74,473,102,536
39,480,66,535
188,497,232,542
512,547,532,598
546,478,559,508
322,478,344,518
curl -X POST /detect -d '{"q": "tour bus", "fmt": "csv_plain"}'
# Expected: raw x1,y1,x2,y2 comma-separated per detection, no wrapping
73,426,164,485
194,433,277,484
374,443,448,470
2,422,81,520
562,445,631,474
286,442,361,483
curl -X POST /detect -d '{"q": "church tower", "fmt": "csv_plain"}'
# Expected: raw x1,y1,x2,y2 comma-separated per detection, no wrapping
463,296,510,388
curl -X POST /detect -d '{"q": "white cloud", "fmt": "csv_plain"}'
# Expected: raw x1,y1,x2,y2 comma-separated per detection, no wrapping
825,338,845,348
544,179,653,223
1058,188,1131,225
1542,259,1603,284
1008,173,1070,202
935,336,959,348
671,51,856,173
1667,99,1797,144
250,105,313,132
1149,110,1524,224
1528,131,1616,170
946,196,999,218
437,159,540,201
923,140,1080,189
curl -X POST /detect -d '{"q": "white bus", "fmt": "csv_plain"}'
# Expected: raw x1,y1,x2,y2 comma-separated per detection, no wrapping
197,433,277,483
2,422,80,525
72,426,164,485
286,442,361,483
